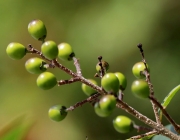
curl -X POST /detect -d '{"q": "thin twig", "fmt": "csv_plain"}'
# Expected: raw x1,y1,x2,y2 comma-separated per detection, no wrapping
57,77,81,86
66,93,101,111
97,56,108,78
28,44,50,62
73,57,82,76
133,124,153,132
149,95,180,133
137,43,161,124
117,90,124,101
98,56,105,77
138,44,180,133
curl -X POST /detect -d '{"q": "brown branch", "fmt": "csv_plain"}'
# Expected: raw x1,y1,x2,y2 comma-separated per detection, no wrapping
133,124,153,132
137,43,161,124
27,44,180,139
57,77,81,86
66,93,101,111
117,90,124,101
98,56,105,77
116,100,180,140
73,57,82,76
149,95,180,133
28,44,50,62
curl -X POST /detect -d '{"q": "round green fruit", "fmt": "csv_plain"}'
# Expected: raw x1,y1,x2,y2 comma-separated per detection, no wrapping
131,79,150,98
99,95,116,113
101,73,119,93
113,115,134,133
6,42,26,60
41,40,58,60
28,19,47,41
82,79,98,96
25,57,47,74
96,61,109,73
94,102,111,117
48,105,67,122
115,72,127,90
58,43,75,61
36,72,57,90
132,62,150,79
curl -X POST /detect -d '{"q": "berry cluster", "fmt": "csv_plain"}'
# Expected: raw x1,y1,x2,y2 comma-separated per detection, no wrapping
5,19,139,133
6,19,180,140
6,20,75,121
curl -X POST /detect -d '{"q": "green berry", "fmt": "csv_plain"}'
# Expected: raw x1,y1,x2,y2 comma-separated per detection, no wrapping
41,40,58,60
132,62,150,79
96,61,109,73
113,115,134,133
115,72,127,90
6,42,26,60
28,19,47,41
82,79,98,96
94,102,111,117
131,79,150,98
48,105,67,122
101,73,119,93
99,95,116,113
36,72,57,90
58,43,75,61
25,57,47,74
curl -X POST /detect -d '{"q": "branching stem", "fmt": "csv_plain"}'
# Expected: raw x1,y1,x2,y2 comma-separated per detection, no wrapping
116,100,180,140
149,95,180,133
137,43,161,124
133,124,153,132
27,44,180,140
66,93,101,111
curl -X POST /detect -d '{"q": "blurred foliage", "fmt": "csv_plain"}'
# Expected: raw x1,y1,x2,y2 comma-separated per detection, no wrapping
0,0,180,140
0,115,34,140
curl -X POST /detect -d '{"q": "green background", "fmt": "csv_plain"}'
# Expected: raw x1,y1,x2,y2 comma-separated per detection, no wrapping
0,0,180,139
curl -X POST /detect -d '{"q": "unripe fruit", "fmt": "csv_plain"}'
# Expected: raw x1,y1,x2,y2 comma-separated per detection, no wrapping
99,95,116,113
82,79,98,96
28,19,47,41
131,79,150,98
6,42,26,60
58,43,75,61
96,61,109,73
41,40,58,60
132,62,150,79
113,115,134,133
94,102,111,117
48,105,67,122
25,57,47,74
36,72,57,90
115,72,127,90
101,73,119,93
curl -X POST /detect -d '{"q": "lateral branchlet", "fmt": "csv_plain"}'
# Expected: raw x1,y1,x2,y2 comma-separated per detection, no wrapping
57,78,80,86
66,93,101,111
137,43,161,125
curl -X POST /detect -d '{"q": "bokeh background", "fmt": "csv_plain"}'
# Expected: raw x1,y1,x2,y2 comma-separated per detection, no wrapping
0,0,180,140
